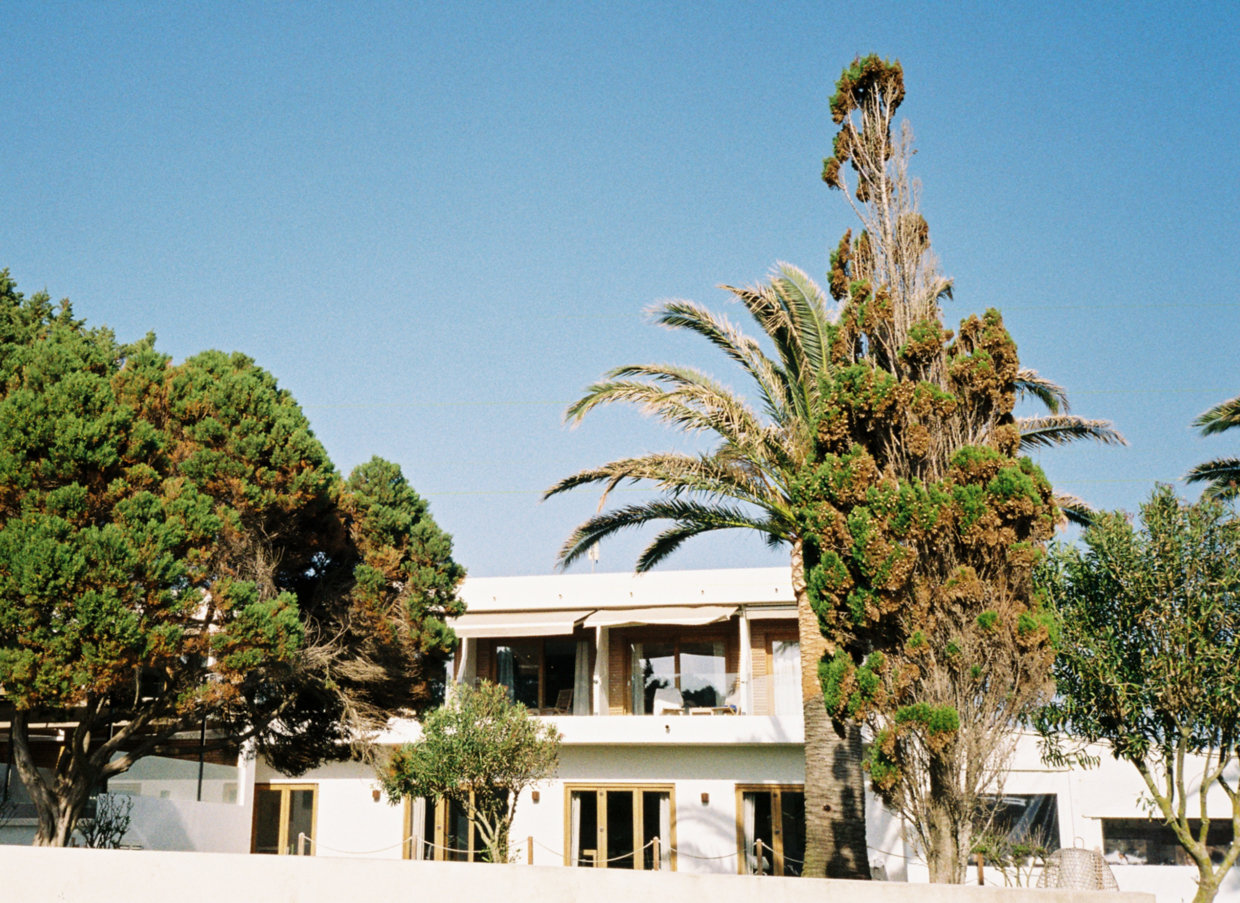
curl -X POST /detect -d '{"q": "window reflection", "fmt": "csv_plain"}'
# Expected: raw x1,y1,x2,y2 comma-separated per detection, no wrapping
630,637,730,714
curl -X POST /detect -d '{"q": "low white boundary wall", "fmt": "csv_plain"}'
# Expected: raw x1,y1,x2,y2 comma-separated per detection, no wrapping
0,846,1157,903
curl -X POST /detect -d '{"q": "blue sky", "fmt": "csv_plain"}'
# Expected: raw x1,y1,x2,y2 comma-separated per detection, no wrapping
3,2,1237,576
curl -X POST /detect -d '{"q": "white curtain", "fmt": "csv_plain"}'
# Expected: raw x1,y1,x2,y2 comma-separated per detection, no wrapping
573,639,591,715
658,793,672,871
742,792,757,874
630,643,644,714
569,792,582,866
496,646,515,699
772,641,801,716
709,640,726,704
410,796,428,860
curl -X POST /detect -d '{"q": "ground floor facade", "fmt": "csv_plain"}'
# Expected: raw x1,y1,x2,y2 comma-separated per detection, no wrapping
3,567,1238,903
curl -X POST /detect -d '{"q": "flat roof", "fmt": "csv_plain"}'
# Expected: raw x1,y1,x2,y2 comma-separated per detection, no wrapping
458,566,794,613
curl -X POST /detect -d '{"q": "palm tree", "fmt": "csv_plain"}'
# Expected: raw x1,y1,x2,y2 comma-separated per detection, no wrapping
545,266,873,879
543,275,1124,879
1186,393,1240,500
545,56,1126,880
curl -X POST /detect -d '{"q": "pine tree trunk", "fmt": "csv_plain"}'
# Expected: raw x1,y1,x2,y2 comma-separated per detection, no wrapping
11,710,93,847
793,539,871,880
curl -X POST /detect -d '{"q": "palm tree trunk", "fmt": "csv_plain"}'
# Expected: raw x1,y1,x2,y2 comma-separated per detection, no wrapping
792,539,871,879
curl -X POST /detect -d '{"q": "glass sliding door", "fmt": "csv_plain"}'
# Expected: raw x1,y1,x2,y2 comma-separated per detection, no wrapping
404,796,435,860
543,639,577,713
566,785,675,870
495,640,540,709
252,787,284,855
629,636,730,714
445,797,473,861
679,641,727,709
641,790,673,871
631,642,676,714
605,790,635,869
736,785,804,876
570,790,600,867
252,784,317,855
778,789,806,876
493,637,591,714
404,794,502,862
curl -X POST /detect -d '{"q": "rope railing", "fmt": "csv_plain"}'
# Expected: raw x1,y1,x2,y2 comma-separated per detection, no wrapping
297,832,811,873
299,831,746,866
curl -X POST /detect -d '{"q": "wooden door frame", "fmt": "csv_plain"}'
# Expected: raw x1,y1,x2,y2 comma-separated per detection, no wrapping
251,783,318,855
562,783,677,871
734,783,803,876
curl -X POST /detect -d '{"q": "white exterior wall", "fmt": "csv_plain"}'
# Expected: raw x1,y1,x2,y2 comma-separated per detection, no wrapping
517,743,805,870
252,759,402,860
0,845,1159,903
81,723,1240,903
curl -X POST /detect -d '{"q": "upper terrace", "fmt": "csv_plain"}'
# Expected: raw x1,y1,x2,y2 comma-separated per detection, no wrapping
450,568,803,725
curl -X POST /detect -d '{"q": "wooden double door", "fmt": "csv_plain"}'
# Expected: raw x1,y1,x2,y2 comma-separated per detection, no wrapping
252,784,317,855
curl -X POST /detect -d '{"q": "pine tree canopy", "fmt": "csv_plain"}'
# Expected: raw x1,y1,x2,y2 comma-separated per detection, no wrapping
0,270,465,844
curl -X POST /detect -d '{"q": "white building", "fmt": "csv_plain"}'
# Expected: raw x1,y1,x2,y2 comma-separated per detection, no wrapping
2,567,1236,903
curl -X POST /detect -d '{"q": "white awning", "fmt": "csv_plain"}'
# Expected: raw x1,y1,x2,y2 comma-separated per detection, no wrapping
745,607,798,620
582,606,737,629
450,610,593,638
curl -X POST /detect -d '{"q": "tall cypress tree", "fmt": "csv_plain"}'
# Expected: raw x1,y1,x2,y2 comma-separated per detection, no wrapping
806,56,1061,882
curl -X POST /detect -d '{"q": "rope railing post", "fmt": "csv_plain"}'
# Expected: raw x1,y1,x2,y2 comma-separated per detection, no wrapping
652,836,660,870
298,832,306,857
528,835,534,865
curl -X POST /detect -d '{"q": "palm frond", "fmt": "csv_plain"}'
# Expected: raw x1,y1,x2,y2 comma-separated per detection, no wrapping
1052,492,1096,528
720,266,833,432
564,372,759,443
567,365,805,475
1192,394,1240,437
652,300,793,424
635,516,782,571
1014,369,1070,415
724,282,808,393
555,499,785,569
1184,457,1240,500
771,263,835,379
542,451,774,509
1016,416,1127,451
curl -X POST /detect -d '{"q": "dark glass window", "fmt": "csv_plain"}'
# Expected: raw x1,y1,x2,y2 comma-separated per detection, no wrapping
493,638,586,714
988,794,1061,851
1103,819,1233,866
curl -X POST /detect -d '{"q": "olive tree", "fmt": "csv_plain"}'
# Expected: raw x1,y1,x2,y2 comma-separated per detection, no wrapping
379,681,560,863
1037,487,1240,903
